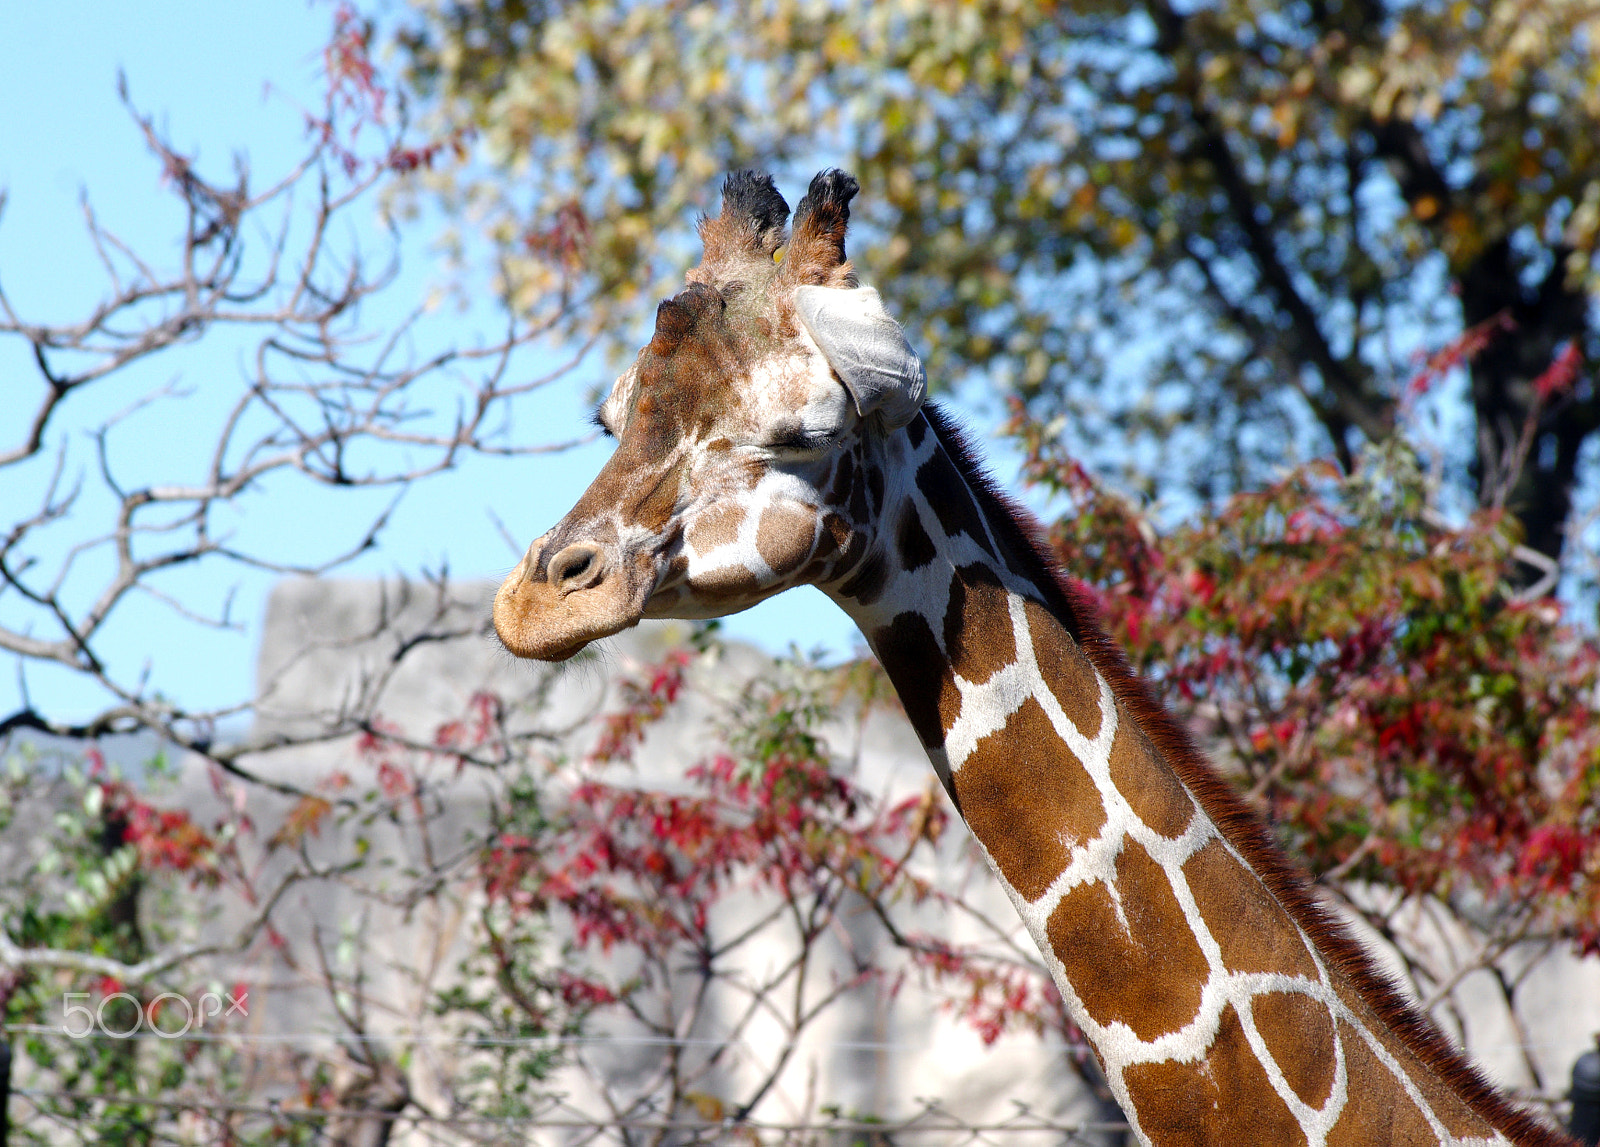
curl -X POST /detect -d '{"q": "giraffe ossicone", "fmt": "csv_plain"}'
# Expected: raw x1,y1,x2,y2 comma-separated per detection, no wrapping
492,170,1567,1146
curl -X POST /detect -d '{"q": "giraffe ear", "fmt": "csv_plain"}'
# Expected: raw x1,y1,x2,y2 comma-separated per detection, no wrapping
793,285,927,430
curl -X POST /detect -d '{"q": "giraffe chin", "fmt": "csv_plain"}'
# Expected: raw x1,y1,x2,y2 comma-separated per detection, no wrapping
491,569,645,662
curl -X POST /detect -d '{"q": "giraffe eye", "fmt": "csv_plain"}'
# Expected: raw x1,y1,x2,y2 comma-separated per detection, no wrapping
589,407,614,439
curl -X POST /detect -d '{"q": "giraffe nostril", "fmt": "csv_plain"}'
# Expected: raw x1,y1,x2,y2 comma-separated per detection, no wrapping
547,543,605,592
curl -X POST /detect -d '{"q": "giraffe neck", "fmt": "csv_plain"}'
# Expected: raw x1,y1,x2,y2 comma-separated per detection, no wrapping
829,407,1548,1147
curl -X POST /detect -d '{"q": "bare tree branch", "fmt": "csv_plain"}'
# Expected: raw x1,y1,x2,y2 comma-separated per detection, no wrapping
0,90,585,767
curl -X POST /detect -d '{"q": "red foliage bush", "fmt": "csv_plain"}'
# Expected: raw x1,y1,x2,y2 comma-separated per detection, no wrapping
1014,411,1600,955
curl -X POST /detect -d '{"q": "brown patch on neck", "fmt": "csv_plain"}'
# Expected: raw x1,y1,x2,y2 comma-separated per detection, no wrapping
916,449,996,559
827,450,855,502
1325,1019,1461,1144
942,565,1016,685
837,550,889,604
895,502,937,570
1182,840,1320,979
1020,598,1102,740
952,697,1106,902
1045,840,1209,1041
1105,709,1196,838
1123,1004,1310,1145
1327,983,1506,1140
1251,992,1338,1109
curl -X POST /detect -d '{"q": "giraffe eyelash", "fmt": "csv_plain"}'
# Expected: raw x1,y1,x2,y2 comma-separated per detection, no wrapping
767,430,837,453
589,408,614,438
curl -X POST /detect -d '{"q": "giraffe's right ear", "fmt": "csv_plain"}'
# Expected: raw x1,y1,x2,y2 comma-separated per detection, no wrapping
794,285,927,430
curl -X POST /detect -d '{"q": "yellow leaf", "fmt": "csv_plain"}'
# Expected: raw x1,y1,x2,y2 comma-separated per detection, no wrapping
685,1092,725,1120
271,796,333,848
1272,101,1298,147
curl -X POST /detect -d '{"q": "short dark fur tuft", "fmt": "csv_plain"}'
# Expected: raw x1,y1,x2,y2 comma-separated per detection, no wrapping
795,168,859,216
784,168,860,286
916,403,1571,1147
720,170,790,236
695,171,790,272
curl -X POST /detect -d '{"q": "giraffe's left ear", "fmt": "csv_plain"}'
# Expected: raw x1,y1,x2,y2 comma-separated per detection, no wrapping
794,285,927,430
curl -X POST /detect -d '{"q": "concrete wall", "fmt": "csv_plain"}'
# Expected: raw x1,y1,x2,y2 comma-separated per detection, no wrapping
178,576,1118,1143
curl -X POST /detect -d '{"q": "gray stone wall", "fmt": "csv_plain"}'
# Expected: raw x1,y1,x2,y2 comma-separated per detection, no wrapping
190,576,1116,1143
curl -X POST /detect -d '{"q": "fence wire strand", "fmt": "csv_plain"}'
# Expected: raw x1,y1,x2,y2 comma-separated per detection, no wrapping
11,1087,1130,1144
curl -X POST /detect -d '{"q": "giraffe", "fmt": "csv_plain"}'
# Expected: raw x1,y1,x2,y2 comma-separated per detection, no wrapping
492,170,1568,1146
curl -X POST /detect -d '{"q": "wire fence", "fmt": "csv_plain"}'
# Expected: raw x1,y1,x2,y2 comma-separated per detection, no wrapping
9,1087,1132,1145
3,1021,1580,1145
1,1022,1138,1145
5,1022,1592,1060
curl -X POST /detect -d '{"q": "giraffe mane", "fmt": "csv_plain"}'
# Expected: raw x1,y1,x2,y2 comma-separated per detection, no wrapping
919,403,1566,1146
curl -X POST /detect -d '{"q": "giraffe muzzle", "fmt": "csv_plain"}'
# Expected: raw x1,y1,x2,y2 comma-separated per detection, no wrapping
492,537,650,662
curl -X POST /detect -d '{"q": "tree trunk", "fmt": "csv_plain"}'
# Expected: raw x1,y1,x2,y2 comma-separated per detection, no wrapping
1458,236,1596,569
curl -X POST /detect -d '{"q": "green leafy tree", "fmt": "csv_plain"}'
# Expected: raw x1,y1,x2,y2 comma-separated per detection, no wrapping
396,0,1600,567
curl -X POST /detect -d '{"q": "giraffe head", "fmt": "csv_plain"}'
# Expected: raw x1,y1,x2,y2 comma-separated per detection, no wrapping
493,170,927,661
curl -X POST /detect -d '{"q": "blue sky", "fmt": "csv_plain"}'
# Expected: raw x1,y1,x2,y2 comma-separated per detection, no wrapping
0,0,882,728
